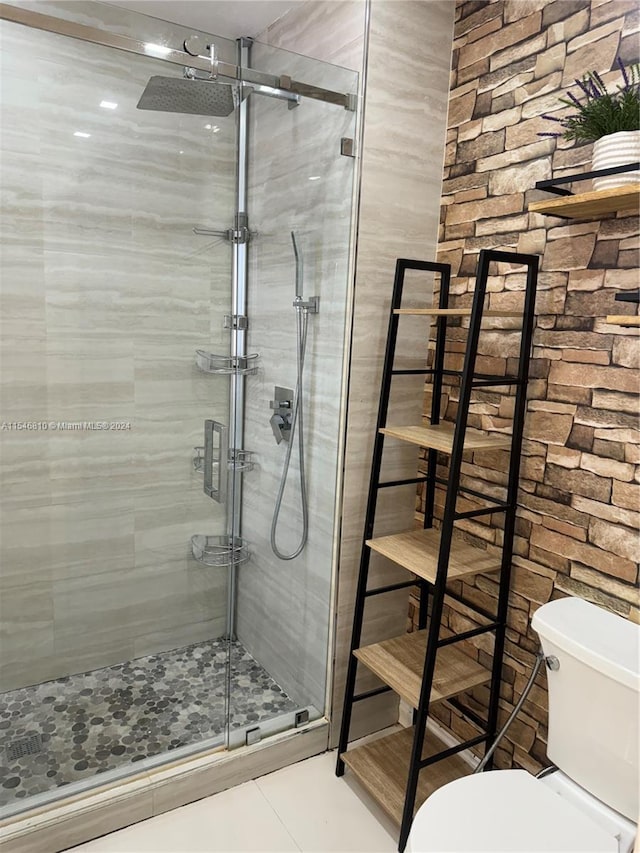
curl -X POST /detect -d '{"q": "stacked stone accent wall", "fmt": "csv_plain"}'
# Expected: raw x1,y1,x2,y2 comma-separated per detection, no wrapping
413,0,639,773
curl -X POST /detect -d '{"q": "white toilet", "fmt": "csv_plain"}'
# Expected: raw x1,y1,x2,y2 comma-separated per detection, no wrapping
407,597,639,853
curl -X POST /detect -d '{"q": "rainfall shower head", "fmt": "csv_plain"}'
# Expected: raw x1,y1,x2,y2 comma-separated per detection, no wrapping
137,76,238,117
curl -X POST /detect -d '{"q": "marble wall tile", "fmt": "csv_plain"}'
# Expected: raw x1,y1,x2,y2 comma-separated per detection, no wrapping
0,583,55,691
0,18,235,690
331,0,456,742
260,0,366,70
238,0,454,735
236,40,359,712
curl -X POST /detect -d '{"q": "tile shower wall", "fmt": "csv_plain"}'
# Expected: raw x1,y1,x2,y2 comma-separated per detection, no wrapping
0,20,235,690
238,41,361,713
250,0,456,734
332,0,456,741
416,0,639,773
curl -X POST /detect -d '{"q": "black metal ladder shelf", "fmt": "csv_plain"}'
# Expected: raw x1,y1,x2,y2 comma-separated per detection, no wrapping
335,249,539,852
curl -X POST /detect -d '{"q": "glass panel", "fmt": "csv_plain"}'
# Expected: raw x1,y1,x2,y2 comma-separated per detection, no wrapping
0,14,236,811
232,42,358,745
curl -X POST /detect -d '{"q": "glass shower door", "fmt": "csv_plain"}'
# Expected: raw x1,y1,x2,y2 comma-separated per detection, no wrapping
231,43,359,744
0,10,238,810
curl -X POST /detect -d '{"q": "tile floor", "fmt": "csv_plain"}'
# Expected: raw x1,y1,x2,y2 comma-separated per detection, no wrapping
65,751,398,852
0,640,298,806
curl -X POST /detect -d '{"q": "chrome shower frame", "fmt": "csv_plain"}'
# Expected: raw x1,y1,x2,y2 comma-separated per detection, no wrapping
0,0,356,639
0,3,356,112
226,37,252,642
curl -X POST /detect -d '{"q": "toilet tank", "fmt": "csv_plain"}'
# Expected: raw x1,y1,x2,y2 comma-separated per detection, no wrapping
532,597,640,822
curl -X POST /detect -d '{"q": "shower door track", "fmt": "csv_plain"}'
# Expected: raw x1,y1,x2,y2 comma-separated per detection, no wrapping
0,3,356,110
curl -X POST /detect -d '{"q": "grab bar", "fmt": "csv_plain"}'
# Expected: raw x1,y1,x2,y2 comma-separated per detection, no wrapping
204,419,228,503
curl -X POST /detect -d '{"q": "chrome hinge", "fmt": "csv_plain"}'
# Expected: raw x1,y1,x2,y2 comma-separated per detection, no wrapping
345,93,357,112
294,709,309,728
224,314,249,330
246,726,261,746
340,137,356,157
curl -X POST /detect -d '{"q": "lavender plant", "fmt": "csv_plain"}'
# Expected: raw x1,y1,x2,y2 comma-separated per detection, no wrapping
539,59,640,143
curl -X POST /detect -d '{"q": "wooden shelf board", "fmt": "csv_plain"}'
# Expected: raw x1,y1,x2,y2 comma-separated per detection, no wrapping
606,315,640,327
394,308,521,317
341,726,471,825
529,184,640,219
366,527,501,584
355,630,491,709
381,422,511,453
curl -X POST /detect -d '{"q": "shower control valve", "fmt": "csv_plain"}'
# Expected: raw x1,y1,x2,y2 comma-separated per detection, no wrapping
270,386,294,443
270,413,291,445
269,386,294,416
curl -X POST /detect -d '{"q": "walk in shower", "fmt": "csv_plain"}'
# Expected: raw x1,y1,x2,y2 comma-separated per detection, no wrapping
0,0,358,816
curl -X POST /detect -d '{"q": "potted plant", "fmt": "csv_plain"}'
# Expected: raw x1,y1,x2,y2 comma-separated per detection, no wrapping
540,59,640,191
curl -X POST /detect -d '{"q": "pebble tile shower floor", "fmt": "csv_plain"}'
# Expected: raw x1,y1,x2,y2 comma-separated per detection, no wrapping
0,639,298,806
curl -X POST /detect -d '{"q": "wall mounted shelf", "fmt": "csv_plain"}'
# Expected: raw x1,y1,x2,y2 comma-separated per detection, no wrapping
605,315,640,327
529,184,640,219
394,308,521,317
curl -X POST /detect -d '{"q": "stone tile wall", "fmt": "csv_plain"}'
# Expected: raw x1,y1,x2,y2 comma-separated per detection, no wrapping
414,0,639,772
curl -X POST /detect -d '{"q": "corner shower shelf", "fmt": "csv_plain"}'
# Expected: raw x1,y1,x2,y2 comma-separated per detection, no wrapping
191,534,249,567
193,446,255,474
366,528,502,584
195,350,259,375
341,727,471,825
380,422,512,453
354,630,490,709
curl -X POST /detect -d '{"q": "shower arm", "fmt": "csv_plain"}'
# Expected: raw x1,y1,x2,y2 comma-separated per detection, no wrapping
0,3,355,111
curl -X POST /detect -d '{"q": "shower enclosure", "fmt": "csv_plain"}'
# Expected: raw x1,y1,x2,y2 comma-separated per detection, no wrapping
0,0,358,818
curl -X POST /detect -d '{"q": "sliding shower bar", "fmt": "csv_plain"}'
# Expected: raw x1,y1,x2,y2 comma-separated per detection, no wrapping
0,3,356,111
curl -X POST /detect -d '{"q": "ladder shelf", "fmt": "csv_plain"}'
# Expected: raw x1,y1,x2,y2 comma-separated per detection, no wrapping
366,528,501,584
354,630,491,710
336,250,539,852
380,422,512,452
342,726,473,826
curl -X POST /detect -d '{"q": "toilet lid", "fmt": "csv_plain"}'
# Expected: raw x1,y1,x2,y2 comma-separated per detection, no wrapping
407,770,619,853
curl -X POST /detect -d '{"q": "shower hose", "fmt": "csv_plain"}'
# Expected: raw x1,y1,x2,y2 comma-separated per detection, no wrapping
270,300,310,560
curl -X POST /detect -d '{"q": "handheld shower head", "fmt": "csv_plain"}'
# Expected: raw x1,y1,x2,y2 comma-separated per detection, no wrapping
291,231,303,298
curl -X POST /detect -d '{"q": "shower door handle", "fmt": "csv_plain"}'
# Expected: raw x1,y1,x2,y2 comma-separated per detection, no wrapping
203,419,228,503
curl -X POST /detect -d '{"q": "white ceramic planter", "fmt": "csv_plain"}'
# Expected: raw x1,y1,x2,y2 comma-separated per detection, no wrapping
591,130,640,191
